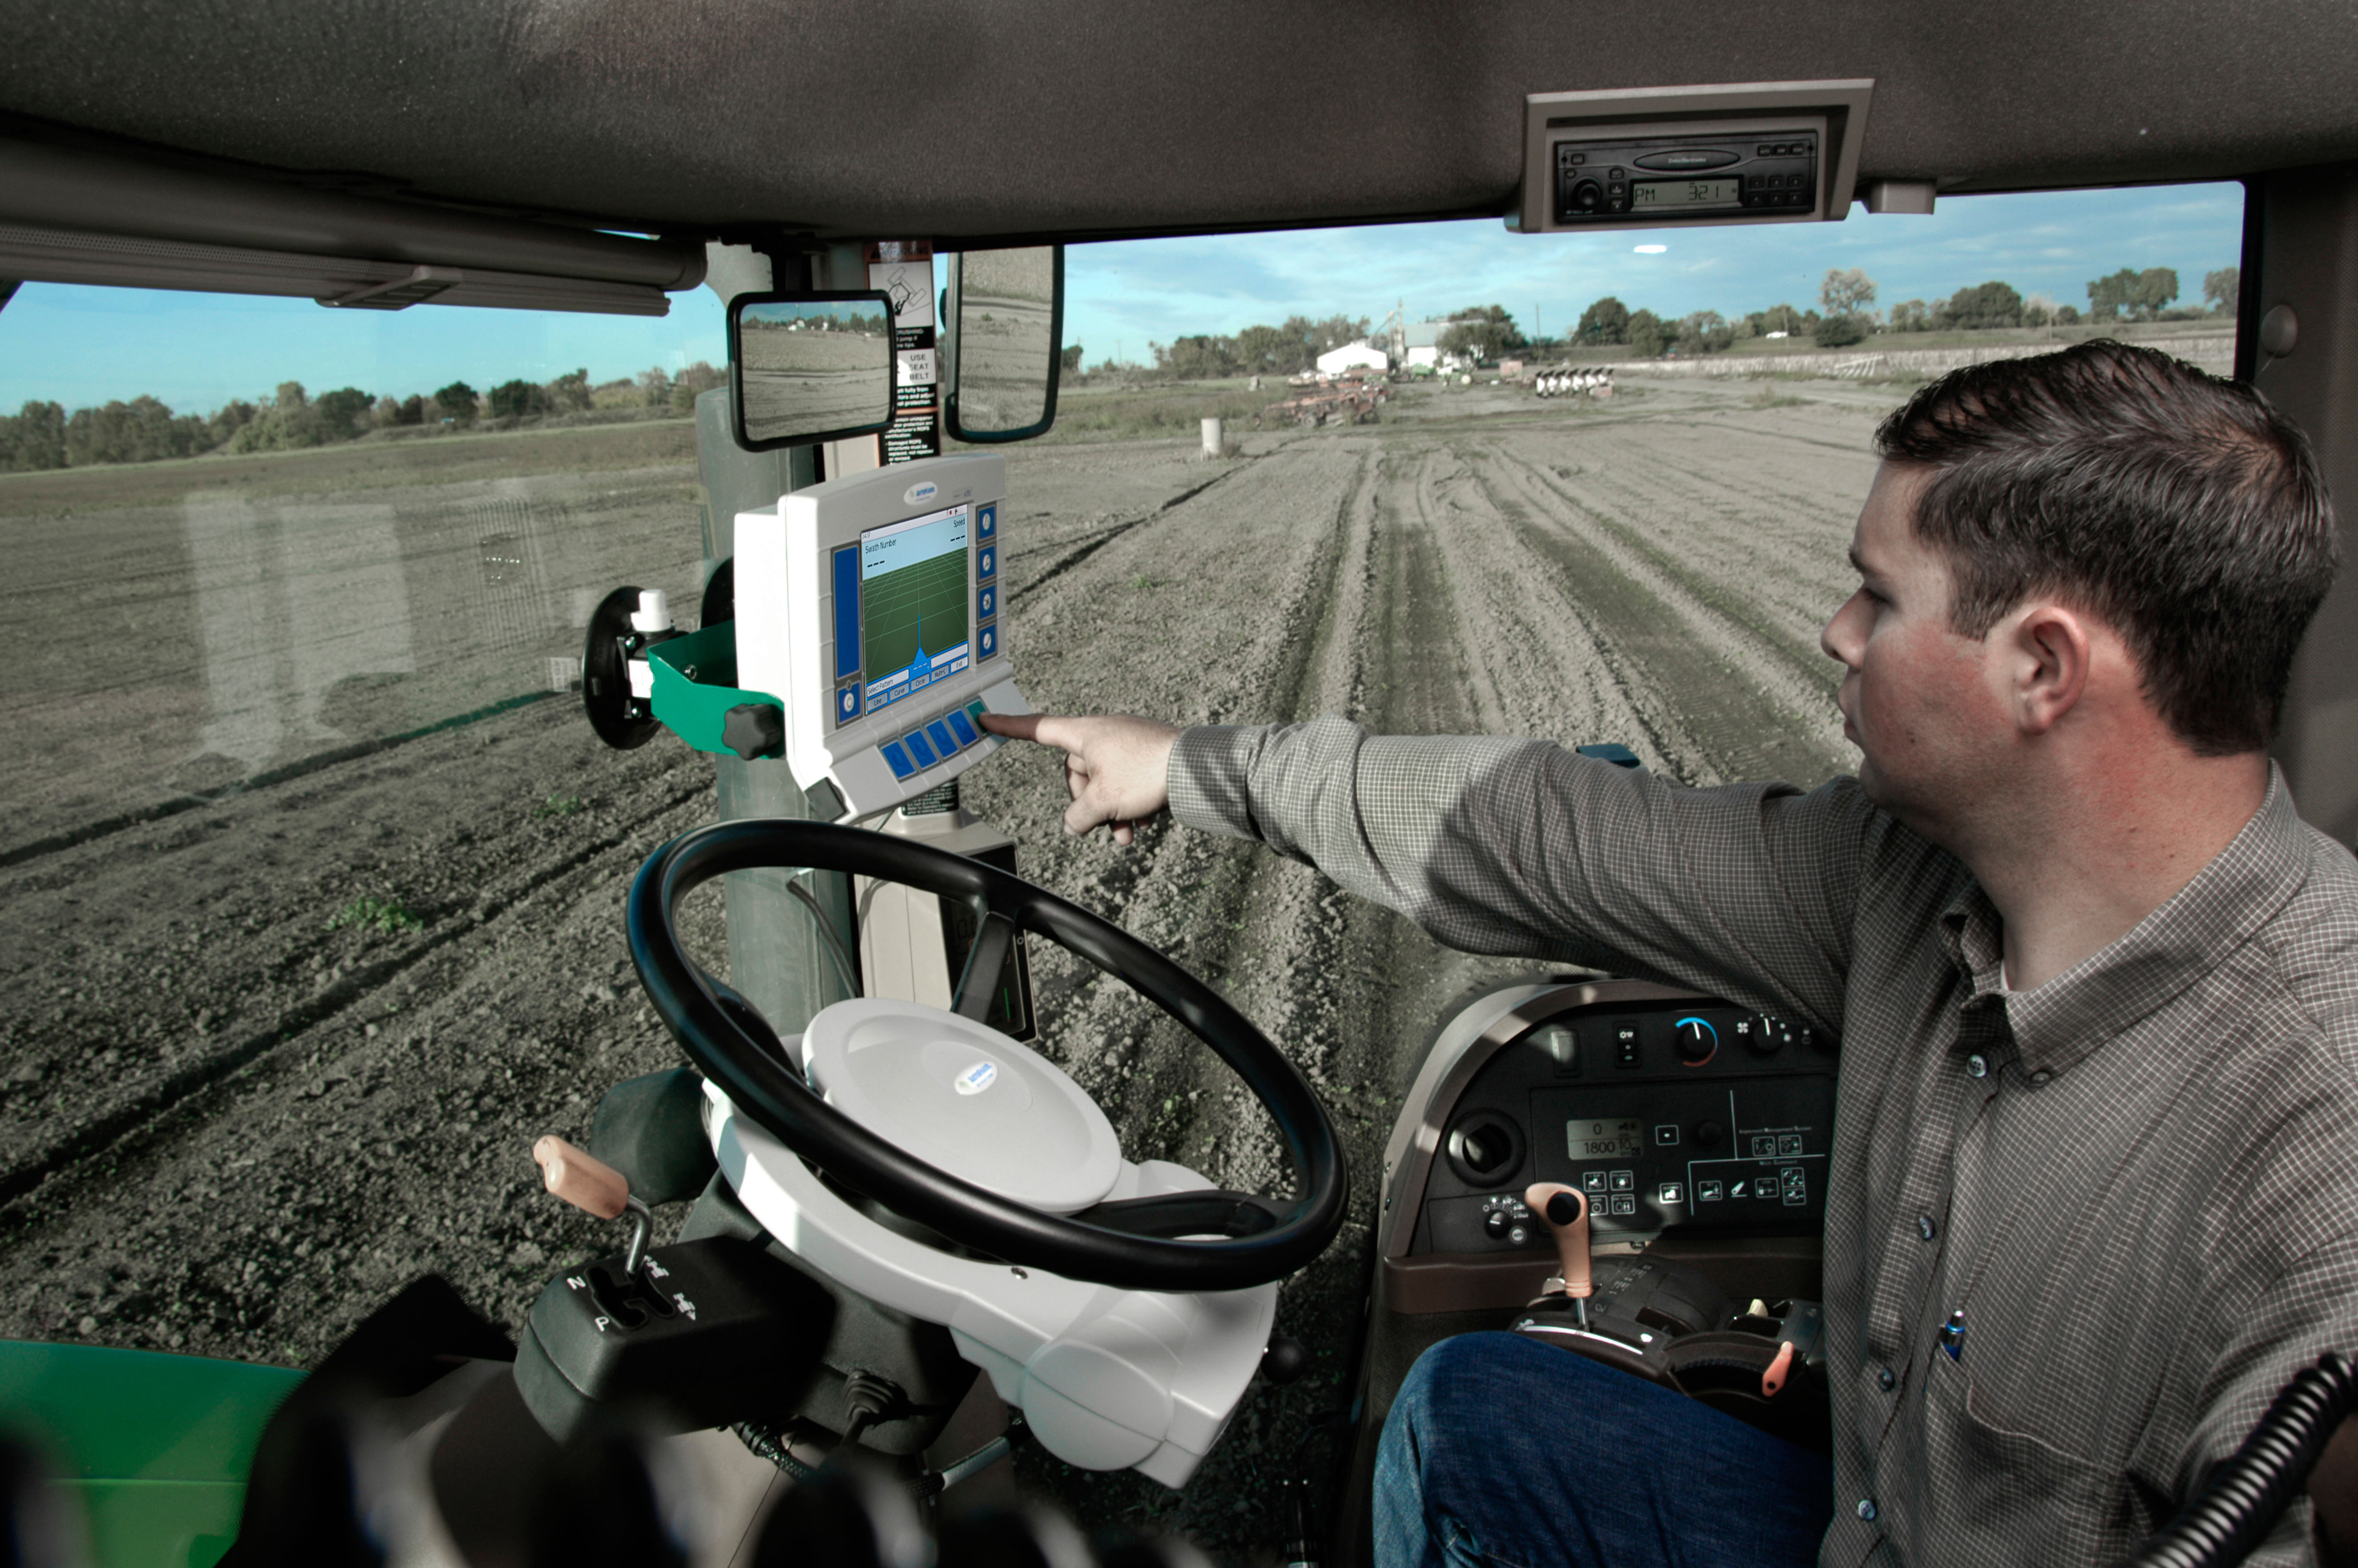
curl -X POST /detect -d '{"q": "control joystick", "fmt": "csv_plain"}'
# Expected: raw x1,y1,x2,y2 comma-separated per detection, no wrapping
1524,1181,1593,1326
535,1134,655,1279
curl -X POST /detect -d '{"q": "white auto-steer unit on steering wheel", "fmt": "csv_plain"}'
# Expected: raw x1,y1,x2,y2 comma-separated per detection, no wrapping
624,818,1347,1486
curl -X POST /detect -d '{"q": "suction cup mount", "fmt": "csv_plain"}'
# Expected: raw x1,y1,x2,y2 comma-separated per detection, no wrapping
583,585,662,750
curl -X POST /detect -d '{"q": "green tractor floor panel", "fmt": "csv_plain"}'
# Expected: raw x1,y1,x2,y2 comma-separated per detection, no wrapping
0,1340,303,1568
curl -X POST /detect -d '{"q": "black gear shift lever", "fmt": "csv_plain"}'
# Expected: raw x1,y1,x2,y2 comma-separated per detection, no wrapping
1524,1182,1594,1327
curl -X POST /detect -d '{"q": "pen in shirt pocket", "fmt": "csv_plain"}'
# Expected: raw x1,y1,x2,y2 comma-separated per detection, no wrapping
1939,1308,1967,1361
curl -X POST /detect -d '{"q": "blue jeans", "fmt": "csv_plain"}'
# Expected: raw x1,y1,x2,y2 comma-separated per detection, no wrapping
1374,1333,1834,1568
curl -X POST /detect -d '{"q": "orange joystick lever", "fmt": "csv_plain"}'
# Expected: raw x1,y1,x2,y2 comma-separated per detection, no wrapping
533,1135,654,1277
1525,1182,1594,1324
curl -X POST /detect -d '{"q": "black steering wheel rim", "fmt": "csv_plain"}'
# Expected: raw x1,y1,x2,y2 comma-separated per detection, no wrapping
626,818,1348,1293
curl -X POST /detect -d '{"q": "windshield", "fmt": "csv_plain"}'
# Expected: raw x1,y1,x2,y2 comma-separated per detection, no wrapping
0,181,2242,1548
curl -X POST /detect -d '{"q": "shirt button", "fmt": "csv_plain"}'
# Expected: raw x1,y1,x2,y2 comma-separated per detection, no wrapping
2031,1070,2052,1086
1857,1498,1880,1522
1917,1214,1937,1242
1966,1053,1988,1079
1878,1366,1896,1391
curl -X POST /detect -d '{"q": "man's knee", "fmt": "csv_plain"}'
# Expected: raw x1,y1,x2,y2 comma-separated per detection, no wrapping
1385,1333,1546,1470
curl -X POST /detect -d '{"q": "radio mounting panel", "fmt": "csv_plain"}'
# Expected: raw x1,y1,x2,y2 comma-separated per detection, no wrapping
1512,80,1874,234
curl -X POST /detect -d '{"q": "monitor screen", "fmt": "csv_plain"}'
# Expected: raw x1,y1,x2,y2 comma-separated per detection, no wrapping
859,502,972,716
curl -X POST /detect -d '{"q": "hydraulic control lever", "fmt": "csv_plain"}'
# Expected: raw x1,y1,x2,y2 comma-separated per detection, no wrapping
534,1135,654,1279
1524,1182,1593,1327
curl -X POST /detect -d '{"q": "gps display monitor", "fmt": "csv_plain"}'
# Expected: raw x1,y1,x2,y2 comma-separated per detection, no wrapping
734,454,1026,817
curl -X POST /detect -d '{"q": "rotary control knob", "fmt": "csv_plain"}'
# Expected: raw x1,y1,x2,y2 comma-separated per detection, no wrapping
1674,1015,1719,1066
1694,1119,1726,1150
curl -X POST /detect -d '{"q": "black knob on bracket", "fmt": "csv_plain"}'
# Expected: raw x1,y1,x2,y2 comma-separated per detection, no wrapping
721,702,785,761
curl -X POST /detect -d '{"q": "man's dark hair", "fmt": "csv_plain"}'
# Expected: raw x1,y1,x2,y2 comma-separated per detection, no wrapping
1875,339,2339,755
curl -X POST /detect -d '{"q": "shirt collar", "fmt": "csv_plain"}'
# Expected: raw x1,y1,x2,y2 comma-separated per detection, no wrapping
1934,764,2310,1080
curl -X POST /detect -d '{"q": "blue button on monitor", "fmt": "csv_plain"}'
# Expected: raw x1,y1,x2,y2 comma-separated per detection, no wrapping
977,503,997,541
880,741,916,779
945,709,978,748
926,719,957,757
977,546,996,581
978,625,997,659
837,685,862,722
903,728,937,768
978,585,996,618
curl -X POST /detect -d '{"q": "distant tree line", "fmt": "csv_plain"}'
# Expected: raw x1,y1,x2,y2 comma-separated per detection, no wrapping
1559,263,2237,360
0,362,728,473
1147,315,1372,378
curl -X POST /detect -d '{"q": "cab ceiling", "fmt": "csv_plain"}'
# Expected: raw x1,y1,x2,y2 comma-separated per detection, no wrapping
1,0,2354,244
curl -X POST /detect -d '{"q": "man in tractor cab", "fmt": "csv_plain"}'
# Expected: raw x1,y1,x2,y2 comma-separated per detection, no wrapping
982,339,2358,1566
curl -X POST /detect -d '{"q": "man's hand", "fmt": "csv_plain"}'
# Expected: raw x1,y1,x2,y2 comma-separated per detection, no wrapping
979,712,1179,845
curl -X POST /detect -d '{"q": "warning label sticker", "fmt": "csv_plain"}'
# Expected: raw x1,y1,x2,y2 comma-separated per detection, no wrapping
868,242,939,463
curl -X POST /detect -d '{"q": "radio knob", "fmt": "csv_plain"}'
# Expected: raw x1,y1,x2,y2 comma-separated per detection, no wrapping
1570,178,1604,214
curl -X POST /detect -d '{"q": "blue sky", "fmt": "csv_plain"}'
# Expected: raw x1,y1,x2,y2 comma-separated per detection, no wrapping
0,182,2241,414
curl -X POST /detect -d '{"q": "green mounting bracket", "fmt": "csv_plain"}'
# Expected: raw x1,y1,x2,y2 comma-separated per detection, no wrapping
647,622,787,759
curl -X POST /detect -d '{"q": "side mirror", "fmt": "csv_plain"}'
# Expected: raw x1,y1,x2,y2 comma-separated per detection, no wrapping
727,290,897,452
944,247,1063,443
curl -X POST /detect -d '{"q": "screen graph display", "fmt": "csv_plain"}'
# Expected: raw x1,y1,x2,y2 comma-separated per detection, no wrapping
860,504,971,715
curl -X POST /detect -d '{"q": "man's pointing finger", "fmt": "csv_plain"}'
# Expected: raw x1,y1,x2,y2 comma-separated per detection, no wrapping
981,711,1086,752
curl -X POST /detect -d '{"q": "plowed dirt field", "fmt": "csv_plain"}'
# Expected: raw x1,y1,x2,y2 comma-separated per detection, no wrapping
0,376,1891,1556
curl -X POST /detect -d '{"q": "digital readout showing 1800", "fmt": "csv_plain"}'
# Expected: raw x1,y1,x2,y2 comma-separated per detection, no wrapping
1631,178,1741,210
1568,1118,1642,1160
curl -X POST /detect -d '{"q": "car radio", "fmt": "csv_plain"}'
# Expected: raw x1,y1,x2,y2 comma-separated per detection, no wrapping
1554,130,1820,224
1510,83,1873,234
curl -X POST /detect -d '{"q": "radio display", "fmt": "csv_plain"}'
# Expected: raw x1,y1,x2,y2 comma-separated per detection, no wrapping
1569,1117,1643,1160
1632,178,1742,210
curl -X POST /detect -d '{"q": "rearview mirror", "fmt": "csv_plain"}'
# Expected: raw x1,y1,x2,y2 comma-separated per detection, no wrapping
945,247,1063,443
728,290,897,451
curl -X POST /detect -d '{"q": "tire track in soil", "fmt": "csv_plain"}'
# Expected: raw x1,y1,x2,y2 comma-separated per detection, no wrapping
1458,442,1845,788
0,770,713,1208
0,708,729,1368
1473,440,1845,759
1011,461,1256,603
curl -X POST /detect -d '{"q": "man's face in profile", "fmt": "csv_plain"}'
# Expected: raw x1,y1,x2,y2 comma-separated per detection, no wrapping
1820,463,2008,844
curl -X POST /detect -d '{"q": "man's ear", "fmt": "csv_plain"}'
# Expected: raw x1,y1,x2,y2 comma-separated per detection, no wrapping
2008,602,2094,736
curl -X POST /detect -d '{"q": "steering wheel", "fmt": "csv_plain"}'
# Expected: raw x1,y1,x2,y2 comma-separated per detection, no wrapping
626,819,1348,1293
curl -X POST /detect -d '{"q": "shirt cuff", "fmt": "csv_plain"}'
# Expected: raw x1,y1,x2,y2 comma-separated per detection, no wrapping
1167,724,1272,841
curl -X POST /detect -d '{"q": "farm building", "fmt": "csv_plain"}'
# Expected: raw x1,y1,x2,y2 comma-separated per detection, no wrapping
1402,319,1477,372
1315,340,1389,376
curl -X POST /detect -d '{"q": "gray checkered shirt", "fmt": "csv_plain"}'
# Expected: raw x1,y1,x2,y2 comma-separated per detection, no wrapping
1168,718,2358,1568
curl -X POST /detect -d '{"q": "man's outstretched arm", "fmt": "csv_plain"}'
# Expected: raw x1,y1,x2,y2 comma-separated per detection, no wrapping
982,710,1883,1029
977,711,1178,846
